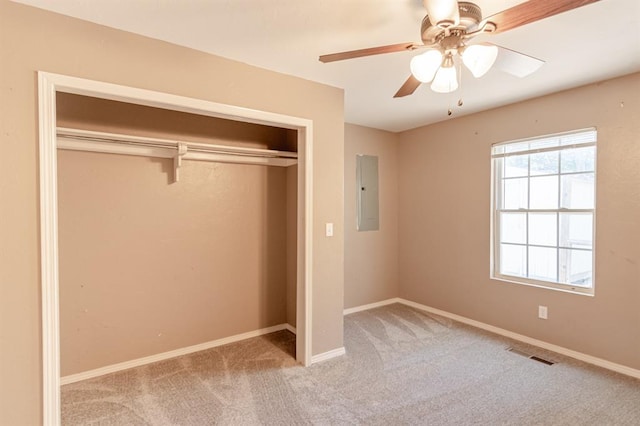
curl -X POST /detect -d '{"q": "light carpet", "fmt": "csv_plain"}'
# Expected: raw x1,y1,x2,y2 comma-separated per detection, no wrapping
62,303,640,425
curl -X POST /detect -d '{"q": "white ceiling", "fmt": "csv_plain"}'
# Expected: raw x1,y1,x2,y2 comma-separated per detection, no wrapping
14,0,640,132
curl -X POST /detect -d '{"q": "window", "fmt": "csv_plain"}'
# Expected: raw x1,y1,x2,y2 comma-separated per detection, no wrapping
491,128,596,294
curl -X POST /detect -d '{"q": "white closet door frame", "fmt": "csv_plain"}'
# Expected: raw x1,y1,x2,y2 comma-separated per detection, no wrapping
38,72,313,426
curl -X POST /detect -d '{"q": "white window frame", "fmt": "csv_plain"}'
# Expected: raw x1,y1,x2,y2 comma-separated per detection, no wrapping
490,128,597,296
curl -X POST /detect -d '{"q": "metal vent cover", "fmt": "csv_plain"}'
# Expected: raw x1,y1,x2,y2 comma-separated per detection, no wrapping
507,347,556,365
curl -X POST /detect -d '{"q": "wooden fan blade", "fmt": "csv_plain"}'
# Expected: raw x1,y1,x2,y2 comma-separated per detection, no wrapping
394,75,422,98
485,0,601,34
492,44,545,77
319,42,418,63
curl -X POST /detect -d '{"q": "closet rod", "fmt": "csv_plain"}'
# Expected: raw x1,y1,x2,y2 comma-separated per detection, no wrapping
57,127,298,159
57,127,298,178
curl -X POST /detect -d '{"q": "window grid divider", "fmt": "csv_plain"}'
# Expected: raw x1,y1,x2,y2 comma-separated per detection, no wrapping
526,155,530,278
556,151,561,282
500,242,592,252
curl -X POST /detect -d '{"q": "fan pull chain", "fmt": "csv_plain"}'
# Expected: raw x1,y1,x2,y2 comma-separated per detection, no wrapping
457,59,464,109
447,60,464,116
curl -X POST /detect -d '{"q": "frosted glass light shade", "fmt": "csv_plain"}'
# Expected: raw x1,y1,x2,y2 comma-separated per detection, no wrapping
463,44,498,78
424,0,459,27
431,64,458,93
410,50,442,83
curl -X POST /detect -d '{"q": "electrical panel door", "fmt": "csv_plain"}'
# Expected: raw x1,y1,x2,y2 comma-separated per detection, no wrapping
356,154,379,231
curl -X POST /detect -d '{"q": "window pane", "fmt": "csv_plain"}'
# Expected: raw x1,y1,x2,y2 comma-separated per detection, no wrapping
560,213,593,249
561,173,594,209
528,213,557,247
500,244,526,277
529,136,559,150
561,146,595,173
528,246,557,282
530,151,558,176
560,130,596,146
505,142,529,154
559,249,592,286
504,154,528,177
530,176,558,209
503,178,528,209
501,213,526,244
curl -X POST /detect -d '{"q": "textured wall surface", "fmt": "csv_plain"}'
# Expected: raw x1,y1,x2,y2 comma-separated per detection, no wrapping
344,124,399,308
57,150,290,376
0,1,344,423
57,95,298,376
398,73,640,371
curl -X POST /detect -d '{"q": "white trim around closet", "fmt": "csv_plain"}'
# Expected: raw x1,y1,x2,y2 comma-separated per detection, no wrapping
38,72,314,426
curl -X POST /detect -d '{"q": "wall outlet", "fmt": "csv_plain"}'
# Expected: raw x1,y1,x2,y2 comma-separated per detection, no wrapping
325,222,334,237
538,305,548,320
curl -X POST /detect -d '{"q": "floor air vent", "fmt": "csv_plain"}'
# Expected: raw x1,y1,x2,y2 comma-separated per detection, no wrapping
507,347,555,365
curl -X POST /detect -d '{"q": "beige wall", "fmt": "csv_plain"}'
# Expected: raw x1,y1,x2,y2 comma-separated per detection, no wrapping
0,1,344,423
344,124,399,308
398,73,640,370
57,94,297,376
57,93,298,151
58,151,290,375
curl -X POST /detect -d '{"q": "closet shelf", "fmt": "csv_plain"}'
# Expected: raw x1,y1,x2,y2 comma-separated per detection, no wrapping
56,127,298,177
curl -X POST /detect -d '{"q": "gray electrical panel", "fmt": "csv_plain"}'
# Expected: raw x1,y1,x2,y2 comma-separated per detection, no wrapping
356,154,379,231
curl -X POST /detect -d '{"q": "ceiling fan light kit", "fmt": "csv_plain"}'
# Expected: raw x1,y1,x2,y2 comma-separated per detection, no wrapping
431,64,459,93
408,43,498,93
423,0,461,29
430,53,459,93
462,44,498,78
410,49,442,83
319,0,601,98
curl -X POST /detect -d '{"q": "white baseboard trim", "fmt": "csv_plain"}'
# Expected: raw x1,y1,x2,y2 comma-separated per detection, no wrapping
343,298,401,315
61,323,291,385
311,347,346,364
342,297,640,379
396,298,640,380
284,323,297,335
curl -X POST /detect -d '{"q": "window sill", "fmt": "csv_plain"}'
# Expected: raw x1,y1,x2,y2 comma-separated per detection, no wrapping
491,274,595,297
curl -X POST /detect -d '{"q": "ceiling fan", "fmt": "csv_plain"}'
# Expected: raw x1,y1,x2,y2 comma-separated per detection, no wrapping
319,0,601,98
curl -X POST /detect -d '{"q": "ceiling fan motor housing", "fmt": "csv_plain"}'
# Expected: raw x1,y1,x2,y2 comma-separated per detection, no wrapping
421,2,482,45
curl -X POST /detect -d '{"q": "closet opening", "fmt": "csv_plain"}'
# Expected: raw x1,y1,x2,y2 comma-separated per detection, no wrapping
39,72,313,425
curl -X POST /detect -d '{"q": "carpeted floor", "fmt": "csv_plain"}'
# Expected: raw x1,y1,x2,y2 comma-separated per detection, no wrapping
62,304,640,425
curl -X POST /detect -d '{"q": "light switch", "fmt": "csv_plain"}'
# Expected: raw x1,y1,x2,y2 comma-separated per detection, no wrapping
326,223,334,237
